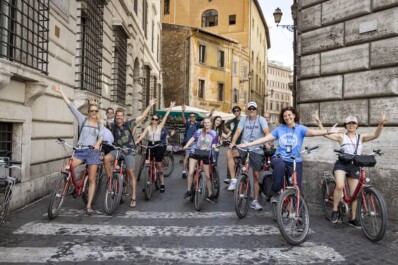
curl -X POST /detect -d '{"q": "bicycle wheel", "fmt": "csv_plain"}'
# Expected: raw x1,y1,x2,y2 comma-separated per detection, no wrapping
358,186,387,242
189,183,195,202
271,201,277,221
211,165,220,198
0,186,12,224
137,155,146,181
48,173,71,220
162,154,174,177
276,189,310,245
143,167,153,200
234,174,251,219
194,171,207,211
321,179,335,221
155,172,161,190
82,163,103,205
103,173,123,215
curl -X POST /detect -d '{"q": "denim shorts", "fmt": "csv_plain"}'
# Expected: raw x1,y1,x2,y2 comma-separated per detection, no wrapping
333,160,360,179
74,149,101,165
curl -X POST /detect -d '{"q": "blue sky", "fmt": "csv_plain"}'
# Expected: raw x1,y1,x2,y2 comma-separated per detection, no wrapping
259,0,294,68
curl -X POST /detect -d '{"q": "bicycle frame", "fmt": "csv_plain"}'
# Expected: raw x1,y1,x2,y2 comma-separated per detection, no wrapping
61,149,89,197
194,158,205,190
144,145,159,184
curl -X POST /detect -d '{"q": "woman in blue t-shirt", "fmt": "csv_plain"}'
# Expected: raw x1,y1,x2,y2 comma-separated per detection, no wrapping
183,117,219,203
238,106,344,200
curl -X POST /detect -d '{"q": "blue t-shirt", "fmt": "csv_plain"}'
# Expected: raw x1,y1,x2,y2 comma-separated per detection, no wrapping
271,124,308,162
190,129,219,154
237,115,268,154
185,121,201,142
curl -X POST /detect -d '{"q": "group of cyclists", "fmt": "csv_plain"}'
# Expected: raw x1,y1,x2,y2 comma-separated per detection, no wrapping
53,83,388,229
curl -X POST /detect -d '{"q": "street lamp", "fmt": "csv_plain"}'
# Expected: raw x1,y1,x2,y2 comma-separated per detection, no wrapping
273,7,294,32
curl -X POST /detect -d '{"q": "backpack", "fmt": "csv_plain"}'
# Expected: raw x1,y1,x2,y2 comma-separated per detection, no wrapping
78,118,101,139
109,121,136,146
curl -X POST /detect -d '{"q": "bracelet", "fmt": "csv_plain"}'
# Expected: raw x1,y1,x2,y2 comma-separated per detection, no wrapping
326,129,331,135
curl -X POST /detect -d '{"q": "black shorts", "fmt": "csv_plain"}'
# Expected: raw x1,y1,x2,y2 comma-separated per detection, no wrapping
333,160,360,179
237,150,263,172
146,142,164,162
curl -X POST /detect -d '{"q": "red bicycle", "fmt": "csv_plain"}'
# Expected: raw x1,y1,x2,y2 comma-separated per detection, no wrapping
321,149,387,242
102,143,135,215
48,139,102,220
140,144,162,200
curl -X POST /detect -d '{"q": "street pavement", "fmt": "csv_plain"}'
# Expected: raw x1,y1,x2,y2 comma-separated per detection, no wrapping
1,147,397,264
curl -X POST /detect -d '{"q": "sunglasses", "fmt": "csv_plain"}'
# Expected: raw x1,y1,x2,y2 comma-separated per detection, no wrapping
233,109,240,113
90,110,99,113
248,107,257,111
152,118,159,121
190,116,196,118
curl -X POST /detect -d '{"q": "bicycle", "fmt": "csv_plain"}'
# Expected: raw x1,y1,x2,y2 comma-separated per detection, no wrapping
233,146,262,219
102,143,135,215
0,153,21,224
137,144,174,181
140,144,163,200
48,139,103,220
321,149,387,242
275,146,318,245
209,151,220,198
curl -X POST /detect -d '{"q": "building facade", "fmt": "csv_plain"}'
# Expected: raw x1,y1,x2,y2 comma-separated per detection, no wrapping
0,0,162,210
162,24,250,112
266,61,293,123
162,0,270,113
296,0,398,219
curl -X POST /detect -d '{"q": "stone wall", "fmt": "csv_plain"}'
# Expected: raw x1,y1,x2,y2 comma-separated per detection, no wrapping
297,0,398,219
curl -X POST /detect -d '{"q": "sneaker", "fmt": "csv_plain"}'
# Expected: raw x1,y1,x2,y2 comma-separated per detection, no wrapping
223,178,231,184
250,200,263,211
270,194,279,203
160,185,165,193
337,212,343,224
182,171,187,179
206,195,218,204
183,191,191,199
227,179,237,191
330,211,338,224
348,219,361,229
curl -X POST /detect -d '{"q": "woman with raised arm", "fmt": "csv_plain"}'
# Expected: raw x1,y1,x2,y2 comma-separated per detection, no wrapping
136,102,176,193
238,106,344,204
313,111,388,228
182,117,219,204
52,84,104,215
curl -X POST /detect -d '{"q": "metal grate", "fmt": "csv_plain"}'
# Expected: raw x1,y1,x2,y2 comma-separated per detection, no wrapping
112,27,127,104
0,122,12,157
0,0,49,74
76,0,104,95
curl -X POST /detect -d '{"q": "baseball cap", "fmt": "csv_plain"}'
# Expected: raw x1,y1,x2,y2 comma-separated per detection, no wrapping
247,102,257,109
344,116,358,124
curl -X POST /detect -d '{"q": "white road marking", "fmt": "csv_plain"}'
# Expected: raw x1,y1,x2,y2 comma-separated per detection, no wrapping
44,209,273,218
15,222,281,236
0,244,345,264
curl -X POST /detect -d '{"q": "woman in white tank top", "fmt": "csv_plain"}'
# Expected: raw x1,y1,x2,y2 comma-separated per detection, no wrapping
314,112,388,228
136,102,176,193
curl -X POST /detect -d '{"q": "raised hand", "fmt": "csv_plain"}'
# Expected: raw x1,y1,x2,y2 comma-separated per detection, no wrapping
182,104,186,112
329,123,346,134
380,112,388,125
88,98,98,106
312,110,320,121
170,101,176,108
51,84,61,93
149,98,157,106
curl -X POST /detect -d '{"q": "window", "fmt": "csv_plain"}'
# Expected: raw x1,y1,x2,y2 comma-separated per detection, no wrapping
164,0,170,15
134,0,138,14
218,50,224,68
0,0,49,74
198,80,205,99
199,44,206,64
112,27,128,104
233,88,238,103
0,122,12,157
143,0,148,38
242,65,248,79
270,101,273,110
76,0,105,95
151,22,154,52
233,61,237,75
201,9,218,27
218,83,224,101
229,15,236,25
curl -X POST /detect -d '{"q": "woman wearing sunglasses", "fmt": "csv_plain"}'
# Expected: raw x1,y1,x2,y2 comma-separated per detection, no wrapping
52,84,105,215
136,101,176,193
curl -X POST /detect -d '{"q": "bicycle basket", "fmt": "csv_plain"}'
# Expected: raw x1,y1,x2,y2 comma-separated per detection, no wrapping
193,149,211,160
353,155,376,167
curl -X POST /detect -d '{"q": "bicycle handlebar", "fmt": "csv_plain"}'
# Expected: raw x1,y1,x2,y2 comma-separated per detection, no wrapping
56,138,94,150
102,142,136,152
334,149,382,156
277,145,319,160
140,144,163,149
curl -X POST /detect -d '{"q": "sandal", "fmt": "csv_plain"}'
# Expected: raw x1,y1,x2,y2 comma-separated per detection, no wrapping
130,198,136,208
86,207,94,215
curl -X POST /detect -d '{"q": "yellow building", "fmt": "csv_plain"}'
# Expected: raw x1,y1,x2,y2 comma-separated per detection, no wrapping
162,24,249,113
162,0,270,113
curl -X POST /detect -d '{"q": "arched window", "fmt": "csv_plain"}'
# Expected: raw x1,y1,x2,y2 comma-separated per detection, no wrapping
202,9,218,27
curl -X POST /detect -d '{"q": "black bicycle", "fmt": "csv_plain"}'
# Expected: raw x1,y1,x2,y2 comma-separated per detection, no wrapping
0,152,21,224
